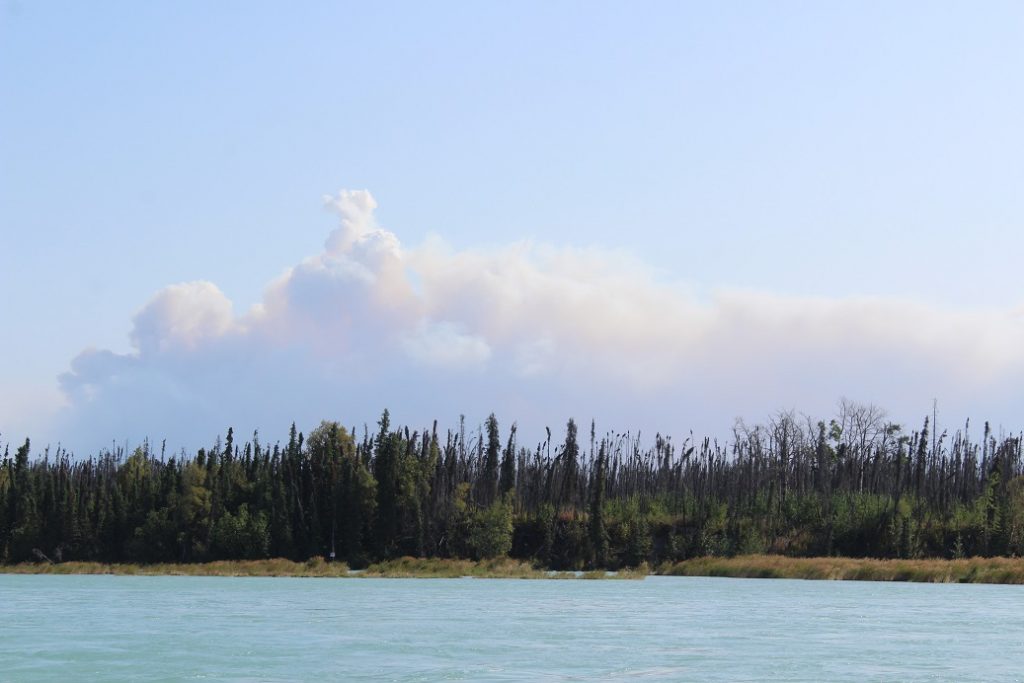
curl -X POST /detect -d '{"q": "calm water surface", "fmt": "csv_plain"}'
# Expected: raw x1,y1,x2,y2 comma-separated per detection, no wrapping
1,574,1022,681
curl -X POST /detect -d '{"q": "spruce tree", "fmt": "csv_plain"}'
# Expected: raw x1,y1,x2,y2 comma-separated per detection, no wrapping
482,413,500,506
499,423,517,498
589,441,608,567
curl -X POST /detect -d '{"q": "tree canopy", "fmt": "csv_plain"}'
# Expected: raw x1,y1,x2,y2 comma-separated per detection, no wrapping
2,404,1022,569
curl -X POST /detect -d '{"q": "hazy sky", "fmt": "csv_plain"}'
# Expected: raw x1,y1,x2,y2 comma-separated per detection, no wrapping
3,2,1024,452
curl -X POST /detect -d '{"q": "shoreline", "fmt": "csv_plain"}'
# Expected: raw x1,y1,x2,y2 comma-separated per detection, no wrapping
655,555,1024,584
0,557,644,580
4,555,1024,583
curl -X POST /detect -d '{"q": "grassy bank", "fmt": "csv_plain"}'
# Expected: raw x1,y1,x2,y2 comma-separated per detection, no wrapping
0,558,353,577
6,555,1024,583
0,557,644,580
657,555,1024,584
358,556,646,579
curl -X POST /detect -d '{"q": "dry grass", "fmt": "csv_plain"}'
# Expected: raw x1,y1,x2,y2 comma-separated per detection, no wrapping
657,555,1024,584
0,558,351,577
360,557,645,579
20,555,1020,582
0,557,645,580
360,557,543,578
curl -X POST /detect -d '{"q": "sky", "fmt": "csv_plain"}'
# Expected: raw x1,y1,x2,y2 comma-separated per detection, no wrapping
2,2,1024,453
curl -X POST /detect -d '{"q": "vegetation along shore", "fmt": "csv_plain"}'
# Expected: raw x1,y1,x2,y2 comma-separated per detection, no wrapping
5,555,1024,583
0,557,643,579
657,554,1024,583
4,402,1024,583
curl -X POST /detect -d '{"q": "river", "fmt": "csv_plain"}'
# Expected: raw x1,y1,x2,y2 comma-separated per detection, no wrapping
2,574,1021,681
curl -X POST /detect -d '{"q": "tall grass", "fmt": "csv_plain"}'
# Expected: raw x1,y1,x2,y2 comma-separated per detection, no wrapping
0,557,645,579
13,555,1024,583
657,555,1024,584
360,556,645,579
0,558,351,577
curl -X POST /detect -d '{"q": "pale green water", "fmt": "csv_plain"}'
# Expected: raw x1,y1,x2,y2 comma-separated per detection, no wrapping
1,575,1022,682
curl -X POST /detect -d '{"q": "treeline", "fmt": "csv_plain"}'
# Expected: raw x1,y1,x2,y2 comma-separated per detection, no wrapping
2,402,1024,569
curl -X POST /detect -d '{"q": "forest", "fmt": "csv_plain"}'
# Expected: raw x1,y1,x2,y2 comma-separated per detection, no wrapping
2,401,1023,569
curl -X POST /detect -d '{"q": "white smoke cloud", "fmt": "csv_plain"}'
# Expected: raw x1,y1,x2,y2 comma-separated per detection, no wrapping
52,190,1024,452
131,281,238,354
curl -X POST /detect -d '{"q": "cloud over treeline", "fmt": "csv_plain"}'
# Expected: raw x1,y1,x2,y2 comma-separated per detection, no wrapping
55,190,1024,452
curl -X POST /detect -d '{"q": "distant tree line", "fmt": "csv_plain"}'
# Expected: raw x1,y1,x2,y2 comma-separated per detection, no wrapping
3,401,1023,568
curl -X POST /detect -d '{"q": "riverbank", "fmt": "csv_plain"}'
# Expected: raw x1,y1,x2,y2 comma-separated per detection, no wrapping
0,557,644,580
5,555,1024,583
359,557,645,579
656,555,1024,584
0,558,352,577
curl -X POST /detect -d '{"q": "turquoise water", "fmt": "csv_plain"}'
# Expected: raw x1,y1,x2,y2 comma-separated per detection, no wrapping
1,575,1022,682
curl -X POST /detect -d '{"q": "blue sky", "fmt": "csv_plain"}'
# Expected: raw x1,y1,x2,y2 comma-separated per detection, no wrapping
3,2,1024,452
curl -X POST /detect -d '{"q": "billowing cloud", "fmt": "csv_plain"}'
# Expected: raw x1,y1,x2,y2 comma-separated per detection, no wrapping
53,190,1024,452
131,281,237,354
